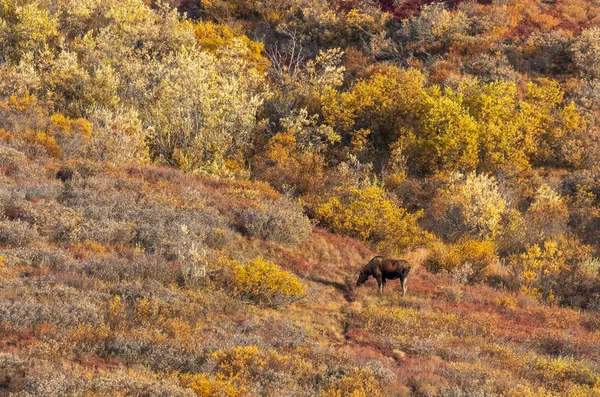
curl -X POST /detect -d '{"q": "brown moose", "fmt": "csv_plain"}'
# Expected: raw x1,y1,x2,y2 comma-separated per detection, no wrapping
356,256,411,296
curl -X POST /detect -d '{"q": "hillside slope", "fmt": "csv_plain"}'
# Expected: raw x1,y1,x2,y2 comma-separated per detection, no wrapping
2,1,600,394
2,155,600,396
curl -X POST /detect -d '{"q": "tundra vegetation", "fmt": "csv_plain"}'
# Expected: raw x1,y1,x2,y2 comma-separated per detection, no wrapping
2,0,600,395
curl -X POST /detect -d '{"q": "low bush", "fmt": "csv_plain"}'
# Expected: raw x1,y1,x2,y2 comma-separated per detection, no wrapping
425,238,499,283
0,295,102,330
179,373,245,397
179,344,306,396
534,356,598,389
82,219,137,245
238,198,312,246
130,206,236,256
82,254,178,285
1,356,196,396
24,202,85,243
222,257,307,308
321,366,387,397
3,247,75,271
0,144,27,177
508,236,594,305
14,182,63,202
0,220,41,247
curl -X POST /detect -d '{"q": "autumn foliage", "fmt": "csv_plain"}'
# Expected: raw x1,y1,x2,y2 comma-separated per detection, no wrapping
3,0,600,395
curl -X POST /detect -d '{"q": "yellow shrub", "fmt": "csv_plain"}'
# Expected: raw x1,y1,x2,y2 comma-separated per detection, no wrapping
494,294,518,310
508,385,558,397
180,373,246,397
534,356,598,388
509,237,592,303
194,21,267,73
165,318,193,342
315,184,428,252
50,113,92,141
210,345,293,384
109,295,123,319
223,257,306,307
321,367,386,397
76,240,107,254
426,238,498,282
0,255,6,277
136,296,159,319
254,132,327,195
210,345,265,378
25,131,61,157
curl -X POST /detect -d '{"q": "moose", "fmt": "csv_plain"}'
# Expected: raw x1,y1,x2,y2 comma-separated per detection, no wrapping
356,256,412,296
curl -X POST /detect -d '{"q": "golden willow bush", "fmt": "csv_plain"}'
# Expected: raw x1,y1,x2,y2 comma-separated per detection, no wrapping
315,184,428,253
178,345,282,396
179,373,245,397
426,238,498,283
429,172,507,241
534,356,598,389
0,93,97,160
221,257,307,308
323,67,586,176
253,108,340,195
509,237,593,305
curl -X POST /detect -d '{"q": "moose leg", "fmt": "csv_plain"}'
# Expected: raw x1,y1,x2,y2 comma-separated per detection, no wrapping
400,277,408,297
375,274,384,294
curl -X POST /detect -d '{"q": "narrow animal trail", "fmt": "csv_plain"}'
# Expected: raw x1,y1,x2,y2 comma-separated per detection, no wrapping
269,237,600,395
269,241,434,366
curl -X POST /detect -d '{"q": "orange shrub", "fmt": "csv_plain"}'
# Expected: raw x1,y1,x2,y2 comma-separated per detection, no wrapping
253,132,327,196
